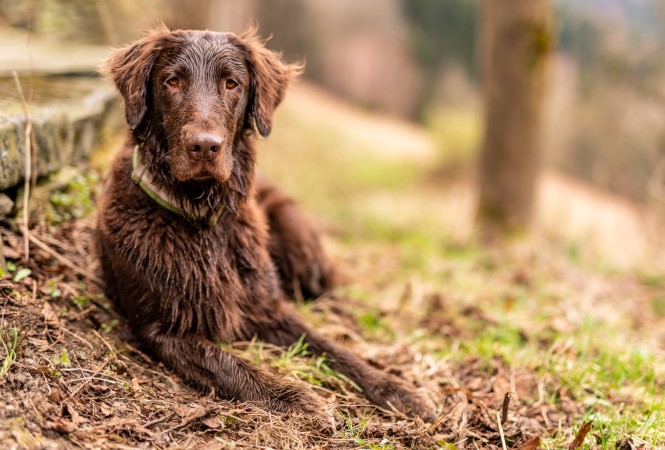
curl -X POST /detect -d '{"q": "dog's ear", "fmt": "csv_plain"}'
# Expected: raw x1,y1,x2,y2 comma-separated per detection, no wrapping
237,29,303,137
103,24,171,131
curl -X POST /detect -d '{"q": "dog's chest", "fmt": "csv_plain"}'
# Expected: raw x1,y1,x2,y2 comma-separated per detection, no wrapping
130,213,247,297
105,192,275,339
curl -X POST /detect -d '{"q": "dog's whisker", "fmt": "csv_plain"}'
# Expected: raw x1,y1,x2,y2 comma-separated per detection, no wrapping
155,148,175,164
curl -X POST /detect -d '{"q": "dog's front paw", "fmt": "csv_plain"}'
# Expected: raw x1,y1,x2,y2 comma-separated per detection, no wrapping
366,375,436,421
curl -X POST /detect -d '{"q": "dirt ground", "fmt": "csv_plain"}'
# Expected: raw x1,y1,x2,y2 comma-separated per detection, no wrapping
0,215,653,449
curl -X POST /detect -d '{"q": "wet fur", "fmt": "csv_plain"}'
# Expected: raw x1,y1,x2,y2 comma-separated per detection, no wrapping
97,25,433,419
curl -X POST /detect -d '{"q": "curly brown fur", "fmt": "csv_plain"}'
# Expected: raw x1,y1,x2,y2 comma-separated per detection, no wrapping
97,25,434,420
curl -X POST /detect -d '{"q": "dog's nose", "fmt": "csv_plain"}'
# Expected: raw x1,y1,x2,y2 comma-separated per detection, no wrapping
187,133,223,160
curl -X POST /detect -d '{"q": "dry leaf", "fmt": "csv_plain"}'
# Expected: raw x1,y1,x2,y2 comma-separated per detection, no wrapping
48,419,76,433
63,403,87,424
568,421,593,450
99,403,113,417
517,436,541,450
200,414,223,429
47,390,63,405
174,404,207,423
42,302,62,328
29,337,50,351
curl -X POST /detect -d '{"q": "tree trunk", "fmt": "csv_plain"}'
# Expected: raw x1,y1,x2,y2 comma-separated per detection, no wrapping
477,0,553,234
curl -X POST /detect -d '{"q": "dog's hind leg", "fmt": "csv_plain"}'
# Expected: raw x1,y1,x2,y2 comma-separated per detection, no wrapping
254,304,436,421
136,323,327,416
255,173,334,300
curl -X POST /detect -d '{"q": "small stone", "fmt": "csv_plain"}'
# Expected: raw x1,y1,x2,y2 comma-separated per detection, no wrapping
0,193,13,218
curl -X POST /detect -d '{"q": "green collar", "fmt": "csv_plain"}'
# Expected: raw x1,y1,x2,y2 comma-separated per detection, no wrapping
131,145,225,226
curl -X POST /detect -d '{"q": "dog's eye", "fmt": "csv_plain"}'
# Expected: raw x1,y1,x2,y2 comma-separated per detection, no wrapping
166,77,180,89
225,79,238,90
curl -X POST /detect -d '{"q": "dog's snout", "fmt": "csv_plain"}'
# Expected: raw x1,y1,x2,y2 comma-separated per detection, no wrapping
187,132,223,160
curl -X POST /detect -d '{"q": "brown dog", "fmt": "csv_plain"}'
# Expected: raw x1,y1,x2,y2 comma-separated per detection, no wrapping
97,25,433,420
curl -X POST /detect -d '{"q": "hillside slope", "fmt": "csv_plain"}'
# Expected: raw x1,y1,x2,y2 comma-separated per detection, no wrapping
267,82,664,270
0,81,663,449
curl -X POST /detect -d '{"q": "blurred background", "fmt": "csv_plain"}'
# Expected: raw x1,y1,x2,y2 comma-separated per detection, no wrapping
1,0,665,269
4,4,665,447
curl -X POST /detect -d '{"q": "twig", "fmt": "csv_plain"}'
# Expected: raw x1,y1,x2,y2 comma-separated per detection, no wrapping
121,342,154,364
384,400,409,420
68,306,96,322
60,367,102,374
92,329,116,355
496,412,507,450
70,376,120,385
156,411,211,437
117,353,179,387
540,405,551,428
426,402,459,433
12,71,32,260
26,234,103,286
453,438,468,448
33,234,70,253
501,391,513,424
75,419,137,432
59,326,94,350
142,412,176,429
70,361,112,396
45,333,65,352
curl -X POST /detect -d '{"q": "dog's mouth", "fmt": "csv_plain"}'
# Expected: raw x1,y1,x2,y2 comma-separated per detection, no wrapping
192,175,214,181
190,166,215,181
172,160,233,184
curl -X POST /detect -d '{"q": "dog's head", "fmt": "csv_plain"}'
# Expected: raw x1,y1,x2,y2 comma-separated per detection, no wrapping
105,24,301,184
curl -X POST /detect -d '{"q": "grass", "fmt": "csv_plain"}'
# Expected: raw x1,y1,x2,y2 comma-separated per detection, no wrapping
0,326,22,378
256,91,665,448
223,336,362,394
440,269,665,448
